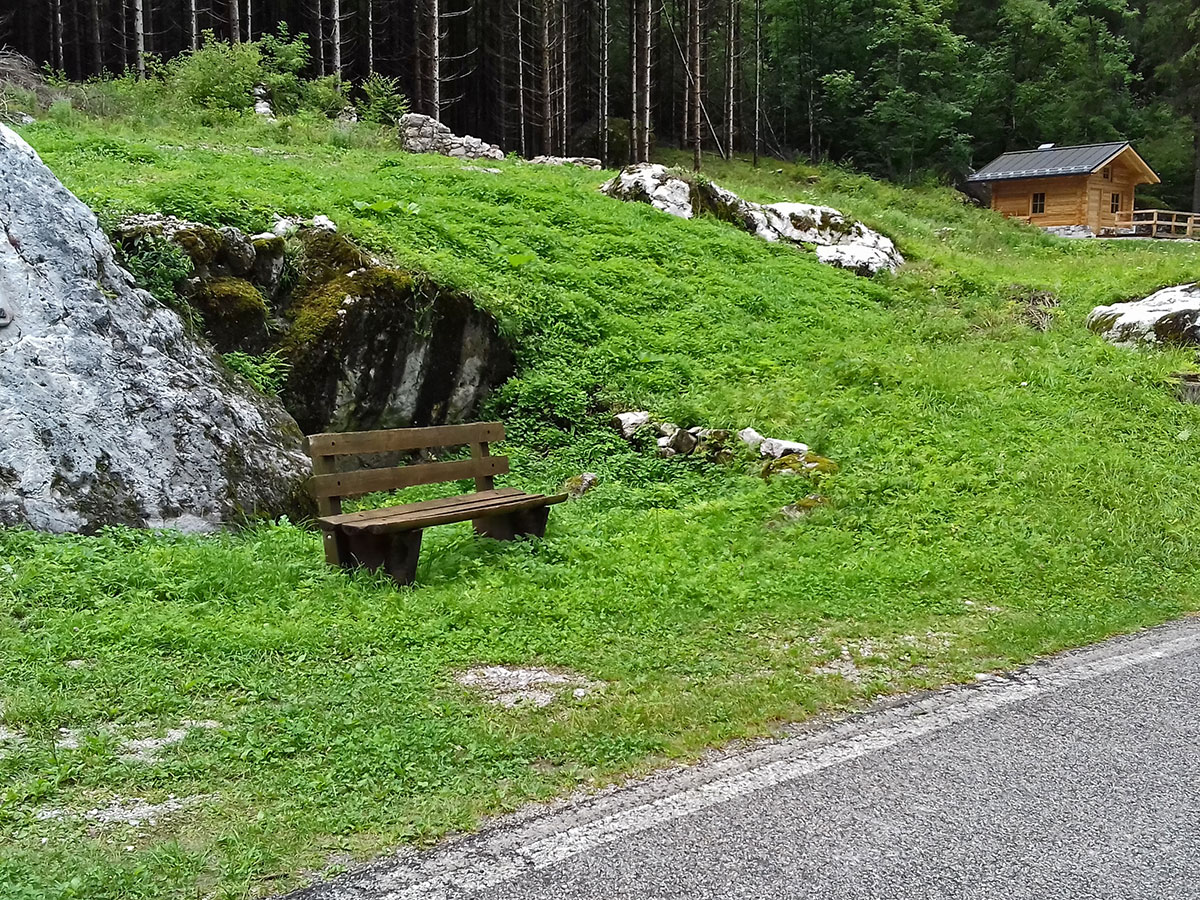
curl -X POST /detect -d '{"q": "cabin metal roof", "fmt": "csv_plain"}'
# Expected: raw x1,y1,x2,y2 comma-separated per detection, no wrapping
966,142,1132,182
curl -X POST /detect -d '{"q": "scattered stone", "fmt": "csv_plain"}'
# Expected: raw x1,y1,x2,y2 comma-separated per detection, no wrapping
463,166,502,175
311,214,338,232
738,427,766,451
17,113,35,125
563,472,599,499
1044,225,1095,240
1088,283,1200,346
400,113,504,161
528,155,602,170
252,85,275,121
0,125,310,534
601,163,903,276
613,411,651,438
456,666,602,709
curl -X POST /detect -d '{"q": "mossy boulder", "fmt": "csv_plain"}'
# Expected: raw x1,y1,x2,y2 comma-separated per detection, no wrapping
762,452,840,480
187,277,270,353
280,236,513,435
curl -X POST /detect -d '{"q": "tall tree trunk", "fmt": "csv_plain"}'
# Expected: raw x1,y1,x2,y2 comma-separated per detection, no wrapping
1193,121,1200,213
188,0,198,49
690,0,701,171
752,0,761,167
366,0,374,74
516,0,527,156
599,0,609,165
132,0,145,77
315,0,325,77
560,0,569,155
629,0,638,162
51,0,63,71
229,0,240,42
639,0,651,161
430,0,440,117
540,0,552,154
724,0,736,158
245,0,253,41
89,0,104,73
331,0,342,77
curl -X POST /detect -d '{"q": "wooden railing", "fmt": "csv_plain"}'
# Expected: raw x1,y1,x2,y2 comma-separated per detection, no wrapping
1115,209,1199,238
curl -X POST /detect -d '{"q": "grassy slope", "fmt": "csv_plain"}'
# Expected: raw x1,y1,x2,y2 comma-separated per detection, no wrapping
3,116,1200,898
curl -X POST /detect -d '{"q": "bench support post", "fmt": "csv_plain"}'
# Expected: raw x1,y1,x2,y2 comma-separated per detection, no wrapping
474,507,550,541
339,528,424,587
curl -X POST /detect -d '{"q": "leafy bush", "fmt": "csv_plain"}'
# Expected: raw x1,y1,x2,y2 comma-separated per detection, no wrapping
259,24,310,115
302,75,351,118
221,350,292,395
359,73,409,126
169,33,262,110
118,233,200,329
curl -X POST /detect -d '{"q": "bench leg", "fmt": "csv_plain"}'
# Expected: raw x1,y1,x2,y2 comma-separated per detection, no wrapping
340,528,423,587
474,507,550,541
322,529,349,566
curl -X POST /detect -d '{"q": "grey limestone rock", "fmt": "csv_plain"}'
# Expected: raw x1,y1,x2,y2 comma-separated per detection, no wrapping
0,124,311,533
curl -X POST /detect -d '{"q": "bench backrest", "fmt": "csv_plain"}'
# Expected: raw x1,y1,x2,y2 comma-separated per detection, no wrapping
306,422,508,516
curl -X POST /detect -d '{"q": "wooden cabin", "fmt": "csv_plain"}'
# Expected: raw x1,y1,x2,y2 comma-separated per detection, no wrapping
967,142,1160,234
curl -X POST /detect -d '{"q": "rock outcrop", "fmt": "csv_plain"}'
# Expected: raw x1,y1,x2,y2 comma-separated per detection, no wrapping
112,213,515,437
601,163,903,276
1087,284,1200,346
401,114,504,161
0,125,311,533
281,230,514,435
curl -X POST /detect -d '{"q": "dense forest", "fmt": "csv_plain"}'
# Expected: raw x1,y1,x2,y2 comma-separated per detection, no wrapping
4,0,1199,207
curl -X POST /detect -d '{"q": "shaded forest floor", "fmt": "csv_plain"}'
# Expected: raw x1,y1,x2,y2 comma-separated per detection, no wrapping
4,115,1200,899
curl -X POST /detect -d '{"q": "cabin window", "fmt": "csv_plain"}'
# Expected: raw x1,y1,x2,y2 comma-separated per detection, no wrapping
1102,166,1113,180
1111,193,1122,214
1031,193,1046,215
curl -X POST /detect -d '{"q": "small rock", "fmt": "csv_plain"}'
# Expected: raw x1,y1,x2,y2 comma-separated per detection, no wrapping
738,427,766,450
759,437,809,459
1088,283,1200,346
668,428,699,456
563,472,598,499
272,217,300,237
311,215,338,232
613,411,651,438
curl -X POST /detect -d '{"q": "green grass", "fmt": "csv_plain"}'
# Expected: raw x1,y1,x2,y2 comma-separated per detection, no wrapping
3,113,1200,898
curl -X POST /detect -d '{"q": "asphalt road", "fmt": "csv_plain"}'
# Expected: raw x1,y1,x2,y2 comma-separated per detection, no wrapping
290,618,1200,900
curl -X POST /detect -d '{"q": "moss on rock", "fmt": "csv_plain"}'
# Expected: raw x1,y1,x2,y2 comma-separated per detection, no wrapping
190,276,270,353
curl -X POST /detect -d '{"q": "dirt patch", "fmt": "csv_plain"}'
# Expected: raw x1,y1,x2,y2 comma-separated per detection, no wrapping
456,666,604,709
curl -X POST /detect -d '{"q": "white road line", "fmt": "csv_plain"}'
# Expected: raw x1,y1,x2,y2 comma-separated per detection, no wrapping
337,626,1200,900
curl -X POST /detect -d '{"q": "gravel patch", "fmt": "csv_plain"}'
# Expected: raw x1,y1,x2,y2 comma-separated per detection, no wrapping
457,666,603,708
36,794,212,827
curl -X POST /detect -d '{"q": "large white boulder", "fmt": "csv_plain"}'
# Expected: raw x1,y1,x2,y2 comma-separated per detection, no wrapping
0,125,311,533
601,164,903,275
1087,284,1200,347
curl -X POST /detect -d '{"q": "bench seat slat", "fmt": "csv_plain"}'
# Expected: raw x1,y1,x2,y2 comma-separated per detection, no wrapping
327,491,568,536
308,422,505,457
317,489,525,529
308,456,510,499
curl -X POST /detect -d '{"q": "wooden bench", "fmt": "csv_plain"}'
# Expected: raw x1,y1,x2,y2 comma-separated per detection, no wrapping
306,422,566,586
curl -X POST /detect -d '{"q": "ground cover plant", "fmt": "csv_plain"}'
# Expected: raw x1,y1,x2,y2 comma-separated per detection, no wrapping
3,112,1200,899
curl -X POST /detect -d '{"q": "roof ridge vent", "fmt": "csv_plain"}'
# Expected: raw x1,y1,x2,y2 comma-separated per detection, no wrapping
1038,142,1056,150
